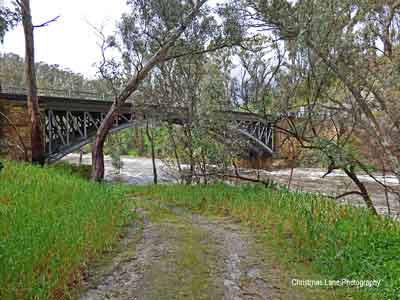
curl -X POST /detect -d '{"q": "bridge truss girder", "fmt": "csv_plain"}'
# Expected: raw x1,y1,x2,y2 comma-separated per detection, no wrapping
44,110,275,163
44,109,135,162
231,119,274,155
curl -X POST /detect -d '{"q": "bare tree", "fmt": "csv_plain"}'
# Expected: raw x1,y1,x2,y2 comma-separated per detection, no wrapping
17,0,43,164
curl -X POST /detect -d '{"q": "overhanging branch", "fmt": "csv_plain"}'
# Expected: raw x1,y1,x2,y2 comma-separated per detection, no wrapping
34,15,60,28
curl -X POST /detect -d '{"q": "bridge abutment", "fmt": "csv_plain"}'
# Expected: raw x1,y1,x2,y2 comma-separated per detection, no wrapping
0,99,32,160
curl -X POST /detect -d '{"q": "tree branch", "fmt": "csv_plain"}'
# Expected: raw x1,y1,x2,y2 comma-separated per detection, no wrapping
33,15,60,28
335,191,365,200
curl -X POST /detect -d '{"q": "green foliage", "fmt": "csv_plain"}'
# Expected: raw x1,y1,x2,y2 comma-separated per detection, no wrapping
127,148,140,157
52,161,92,179
133,184,400,300
311,137,357,167
119,0,215,68
104,127,170,158
0,5,19,43
142,127,169,157
0,161,132,300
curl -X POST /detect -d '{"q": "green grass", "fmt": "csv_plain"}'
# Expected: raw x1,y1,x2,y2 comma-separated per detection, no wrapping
1,160,399,299
0,161,132,300
52,162,92,179
132,184,400,300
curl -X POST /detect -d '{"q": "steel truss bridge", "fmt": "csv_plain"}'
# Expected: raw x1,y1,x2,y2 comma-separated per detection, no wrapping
0,86,275,163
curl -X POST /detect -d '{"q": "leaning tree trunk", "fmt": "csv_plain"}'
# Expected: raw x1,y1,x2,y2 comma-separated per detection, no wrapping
90,1,206,181
91,108,115,181
20,0,44,165
343,166,378,215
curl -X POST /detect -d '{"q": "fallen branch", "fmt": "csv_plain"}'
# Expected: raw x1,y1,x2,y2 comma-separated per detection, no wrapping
231,161,275,188
188,170,277,188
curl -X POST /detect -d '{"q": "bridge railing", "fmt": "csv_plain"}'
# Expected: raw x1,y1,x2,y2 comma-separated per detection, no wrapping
1,85,113,102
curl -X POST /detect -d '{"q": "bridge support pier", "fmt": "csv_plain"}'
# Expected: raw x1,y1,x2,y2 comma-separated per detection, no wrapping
0,101,32,161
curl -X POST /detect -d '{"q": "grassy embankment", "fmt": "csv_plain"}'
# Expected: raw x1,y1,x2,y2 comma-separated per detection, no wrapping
1,160,399,299
133,184,400,300
0,161,132,300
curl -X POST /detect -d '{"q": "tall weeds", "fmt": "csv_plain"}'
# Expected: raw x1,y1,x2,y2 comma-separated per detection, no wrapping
0,161,131,299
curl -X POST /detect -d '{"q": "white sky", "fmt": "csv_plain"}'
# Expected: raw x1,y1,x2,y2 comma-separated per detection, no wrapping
1,0,128,78
1,0,227,79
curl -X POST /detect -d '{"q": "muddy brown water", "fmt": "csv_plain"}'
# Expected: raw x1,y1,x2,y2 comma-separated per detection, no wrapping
63,154,400,218
256,168,400,218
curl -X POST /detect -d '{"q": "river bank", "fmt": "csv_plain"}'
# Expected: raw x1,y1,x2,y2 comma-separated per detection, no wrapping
63,154,400,218
2,160,398,299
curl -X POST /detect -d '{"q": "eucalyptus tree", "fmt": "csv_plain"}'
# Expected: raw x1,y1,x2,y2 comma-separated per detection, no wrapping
91,0,247,181
15,0,44,164
219,0,400,213
0,4,19,99
134,50,236,184
0,3,19,43
90,0,212,181
246,0,400,181
7,0,58,165
166,57,233,183
0,53,24,87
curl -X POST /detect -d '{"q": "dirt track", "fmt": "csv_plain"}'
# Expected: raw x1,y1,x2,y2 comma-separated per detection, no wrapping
78,202,297,300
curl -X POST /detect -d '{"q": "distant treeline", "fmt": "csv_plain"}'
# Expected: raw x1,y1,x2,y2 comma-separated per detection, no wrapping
0,52,108,94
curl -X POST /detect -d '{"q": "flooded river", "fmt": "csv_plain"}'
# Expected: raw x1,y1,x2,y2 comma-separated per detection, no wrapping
63,154,400,218
260,168,400,218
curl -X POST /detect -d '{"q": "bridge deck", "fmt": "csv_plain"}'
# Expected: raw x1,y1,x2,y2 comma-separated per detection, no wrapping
0,93,132,113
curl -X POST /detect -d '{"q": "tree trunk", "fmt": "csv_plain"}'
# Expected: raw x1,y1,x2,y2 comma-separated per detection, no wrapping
168,126,183,182
201,150,208,184
139,128,145,156
308,40,400,181
20,0,44,165
343,166,378,215
133,127,145,156
146,120,158,185
79,149,83,166
90,1,206,181
183,125,195,184
91,107,115,181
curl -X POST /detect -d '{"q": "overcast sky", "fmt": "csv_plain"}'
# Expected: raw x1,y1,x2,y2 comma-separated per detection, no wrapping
1,0,226,79
1,0,128,78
